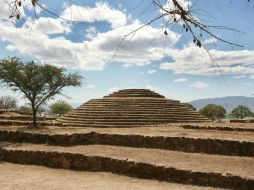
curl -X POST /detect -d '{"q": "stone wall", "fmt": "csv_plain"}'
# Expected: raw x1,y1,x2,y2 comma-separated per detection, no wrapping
230,119,254,123
0,120,62,127
181,124,254,132
0,130,253,156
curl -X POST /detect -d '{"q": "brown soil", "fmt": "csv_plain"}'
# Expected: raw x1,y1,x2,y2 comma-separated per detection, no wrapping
0,162,224,190
3,143,254,179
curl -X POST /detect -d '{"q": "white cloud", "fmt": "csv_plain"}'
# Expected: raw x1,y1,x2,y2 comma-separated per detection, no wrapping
23,1,45,14
160,44,254,75
61,2,127,29
174,78,187,82
189,81,209,88
108,87,120,93
85,26,98,40
203,37,218,45
242,82,252,85
123,63,133,68
148,69,157,75
234,75,246,79
87,84,95,89
0,17,180,70
24,17,71,35
249,75,254,79
6,44,16,51
144,85,160,91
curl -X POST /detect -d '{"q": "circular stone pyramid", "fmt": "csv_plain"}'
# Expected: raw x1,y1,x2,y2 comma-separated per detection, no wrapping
58,89,209,127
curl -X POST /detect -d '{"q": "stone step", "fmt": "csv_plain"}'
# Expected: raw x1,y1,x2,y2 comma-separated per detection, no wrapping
68,112,202,117
0,115,46,121
58,119,208,125
0,115,57,121
0,129,253,157
0,143,253,189
180,124,254,133
62,117,207,122
64,112,202,116
64,114,206,119
67,109,203,114
60,115,207,121
64,112,204,118
0,120,62,127
83,98,185,106
86,99,179,103
62,113,205,117
61,122,207,128
77,105,190,111
105,90,165,98
69,110,202,115
108,90,163,94
75,107,193,111
59,121,185,126
58,115,206,121
74,109,197,114
1,162,222,190
104,94,164,98
58,119,209,125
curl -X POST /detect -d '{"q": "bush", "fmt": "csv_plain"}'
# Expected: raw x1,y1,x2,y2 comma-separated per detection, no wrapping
0,96,17,109
230,105,253,119
49,100,73,116
200,104,226,121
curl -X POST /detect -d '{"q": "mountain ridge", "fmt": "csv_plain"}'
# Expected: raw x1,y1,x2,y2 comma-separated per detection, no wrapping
190,96,254,112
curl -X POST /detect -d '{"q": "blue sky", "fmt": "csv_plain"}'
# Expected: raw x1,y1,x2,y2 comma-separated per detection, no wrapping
1,0,254,106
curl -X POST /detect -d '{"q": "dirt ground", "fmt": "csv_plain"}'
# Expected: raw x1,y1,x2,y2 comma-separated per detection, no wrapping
0,162,224,190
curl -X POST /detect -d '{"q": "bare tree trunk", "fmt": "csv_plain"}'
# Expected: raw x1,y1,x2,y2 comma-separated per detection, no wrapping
31,103,37,128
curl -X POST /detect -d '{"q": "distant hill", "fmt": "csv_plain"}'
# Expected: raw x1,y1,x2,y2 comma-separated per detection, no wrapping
190,96,254,112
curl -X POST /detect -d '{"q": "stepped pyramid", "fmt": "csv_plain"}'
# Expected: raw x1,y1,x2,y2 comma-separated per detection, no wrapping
59,89,209,127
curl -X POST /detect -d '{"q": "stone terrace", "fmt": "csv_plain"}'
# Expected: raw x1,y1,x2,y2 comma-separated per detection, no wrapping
0,124,254,189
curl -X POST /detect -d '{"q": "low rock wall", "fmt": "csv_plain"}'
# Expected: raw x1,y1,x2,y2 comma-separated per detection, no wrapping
230,119,254,123
0,115,46,121
0,130,253,156
181,124,254,132
0,120,62,127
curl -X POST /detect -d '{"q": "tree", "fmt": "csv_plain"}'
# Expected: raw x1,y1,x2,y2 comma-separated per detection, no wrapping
199,104,226,121
49,100,73,116
230,105,253,119
0,96,17,109
184,103,196,111
0,57,82,127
